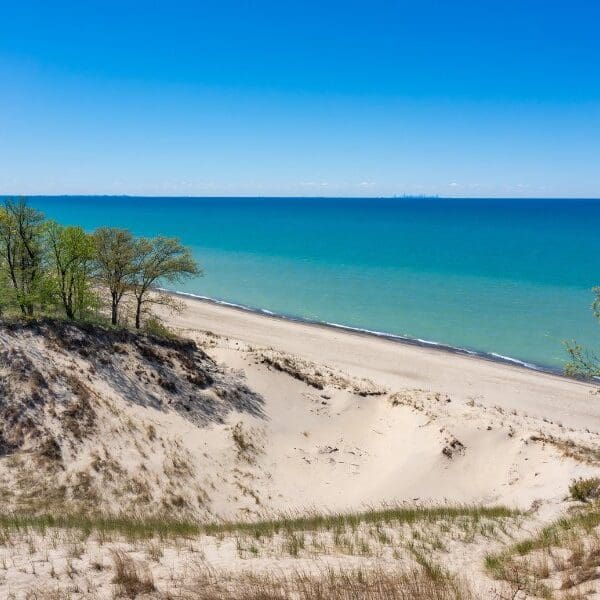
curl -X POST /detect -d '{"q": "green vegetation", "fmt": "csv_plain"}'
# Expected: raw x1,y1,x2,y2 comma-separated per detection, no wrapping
200,503,519,539
0,505,517,598
92,226,138,325
569,476,600,503
130,235,200,329
485,491,600,598
0,198,200,329
46,221,97,319
0,504,519,542
0,513,199,541
564,286,600,379
0,199,47,316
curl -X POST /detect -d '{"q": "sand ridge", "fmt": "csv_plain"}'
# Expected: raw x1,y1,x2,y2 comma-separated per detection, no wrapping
0,303,599,598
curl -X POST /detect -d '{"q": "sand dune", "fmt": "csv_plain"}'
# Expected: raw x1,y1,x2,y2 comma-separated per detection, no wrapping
164,296,599,517
1,302,599,598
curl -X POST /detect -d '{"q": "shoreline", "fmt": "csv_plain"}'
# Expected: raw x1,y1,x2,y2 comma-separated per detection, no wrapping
167,288,597,432
165,288,561,377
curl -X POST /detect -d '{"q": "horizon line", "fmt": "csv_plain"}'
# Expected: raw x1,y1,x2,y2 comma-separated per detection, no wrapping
2,194,600,201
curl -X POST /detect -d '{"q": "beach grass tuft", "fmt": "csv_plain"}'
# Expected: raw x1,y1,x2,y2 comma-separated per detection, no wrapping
485,498,600,598
0,504,519,542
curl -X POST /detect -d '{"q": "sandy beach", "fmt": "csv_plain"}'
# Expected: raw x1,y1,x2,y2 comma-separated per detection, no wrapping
1,296,599,598
149,294,600,517
171,295,598,431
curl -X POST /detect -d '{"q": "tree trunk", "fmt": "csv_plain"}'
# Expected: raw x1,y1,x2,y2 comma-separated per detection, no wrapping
65,282,74,320
135,298,142,329
111,295,118,326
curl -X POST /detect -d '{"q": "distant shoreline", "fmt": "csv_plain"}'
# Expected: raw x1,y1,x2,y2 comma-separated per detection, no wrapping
8,194,600,201
164,288,565,377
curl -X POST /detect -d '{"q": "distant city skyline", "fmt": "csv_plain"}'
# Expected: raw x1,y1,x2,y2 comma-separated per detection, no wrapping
1,1,599,197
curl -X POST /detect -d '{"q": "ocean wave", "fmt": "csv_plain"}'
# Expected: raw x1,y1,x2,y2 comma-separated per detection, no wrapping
489,353,542,371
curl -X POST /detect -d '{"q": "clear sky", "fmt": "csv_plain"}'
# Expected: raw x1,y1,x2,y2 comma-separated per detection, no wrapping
1,0,599,197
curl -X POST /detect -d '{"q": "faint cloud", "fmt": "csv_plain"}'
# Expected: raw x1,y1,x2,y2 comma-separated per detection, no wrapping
299,181,329,187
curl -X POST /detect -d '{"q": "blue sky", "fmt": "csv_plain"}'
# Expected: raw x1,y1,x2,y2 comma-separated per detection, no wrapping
1,1,599,197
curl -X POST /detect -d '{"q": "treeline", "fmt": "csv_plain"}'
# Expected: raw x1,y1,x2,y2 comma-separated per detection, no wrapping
0,199,200,329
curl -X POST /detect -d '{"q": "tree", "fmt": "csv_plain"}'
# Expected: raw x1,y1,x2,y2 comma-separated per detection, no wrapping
93,227,137,325
0,208,18,314
565,286,600,379
46,221,97,319
0,199,47,316
0,268,12,317
130,236,200,329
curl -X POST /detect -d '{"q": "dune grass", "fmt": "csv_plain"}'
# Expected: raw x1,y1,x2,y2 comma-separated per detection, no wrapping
486,500,600,571
201,504,520,539
484,497,600,598
0,504,520,542
175,565,476,600
0,513,198,541
0,505,520,599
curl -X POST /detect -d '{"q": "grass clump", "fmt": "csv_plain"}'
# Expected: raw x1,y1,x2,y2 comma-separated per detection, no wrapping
0,512,200,541
178,565,475,600
0,503,519,543
111,549,155,598
202,504,520,539
485,498,600,598
487,500,600,567
143,316,179,340
569,477,600,502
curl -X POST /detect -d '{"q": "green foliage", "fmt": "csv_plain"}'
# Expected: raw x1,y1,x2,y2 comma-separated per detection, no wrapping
569,477,600,502
564,341,600,379
93,227,138,325
0,199,49,316
0,198,201,328
564,287,600,379
130,236,200,328
143,316,179,339
46,221,99,319
593,286,600,320
0,268,14,316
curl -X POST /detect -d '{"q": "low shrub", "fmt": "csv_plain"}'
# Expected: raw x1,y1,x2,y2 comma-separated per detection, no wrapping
569,477,600,502
144,316,178,340
111,550,155,598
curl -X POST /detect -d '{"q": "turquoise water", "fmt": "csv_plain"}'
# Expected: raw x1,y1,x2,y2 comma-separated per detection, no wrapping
23,196,600,370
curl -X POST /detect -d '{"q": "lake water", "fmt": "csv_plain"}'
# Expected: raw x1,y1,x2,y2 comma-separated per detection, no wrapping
25,196,600,371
